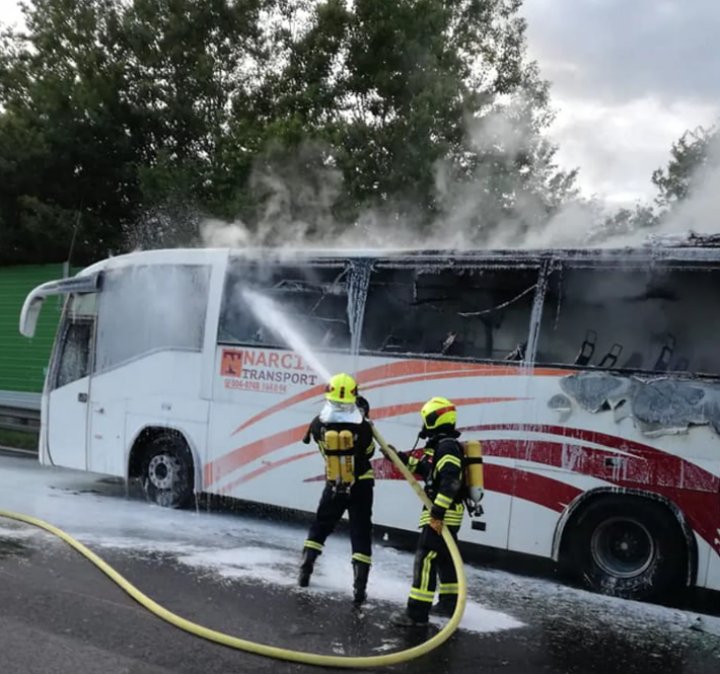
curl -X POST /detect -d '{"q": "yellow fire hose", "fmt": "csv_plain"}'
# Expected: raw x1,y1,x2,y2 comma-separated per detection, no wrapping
0,425,467,668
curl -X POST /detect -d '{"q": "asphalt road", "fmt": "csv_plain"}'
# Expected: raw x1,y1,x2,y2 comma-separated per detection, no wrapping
1,452,719,673
1,520,719,673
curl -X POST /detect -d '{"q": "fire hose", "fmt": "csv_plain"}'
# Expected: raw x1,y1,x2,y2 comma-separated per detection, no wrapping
0,425,467,668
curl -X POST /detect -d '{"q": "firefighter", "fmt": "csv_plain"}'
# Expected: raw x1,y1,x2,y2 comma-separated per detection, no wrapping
391,396,466,626
298,373,376,606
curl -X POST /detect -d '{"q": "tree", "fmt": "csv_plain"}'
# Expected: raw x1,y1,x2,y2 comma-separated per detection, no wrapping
0,0,576,261
0,0,266,263
0,0,134,263
586,203,658,244
585,122,719,246
241,0,577,243
119,0,266,213
651,124,718,207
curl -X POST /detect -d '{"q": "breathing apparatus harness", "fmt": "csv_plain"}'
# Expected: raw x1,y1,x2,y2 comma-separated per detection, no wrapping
322,427,356,492
415,396,486,531
410,429,486,531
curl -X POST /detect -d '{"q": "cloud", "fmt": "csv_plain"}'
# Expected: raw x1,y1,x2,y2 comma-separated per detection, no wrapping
523,0,720,105
550,96,719,203
522,0,720,203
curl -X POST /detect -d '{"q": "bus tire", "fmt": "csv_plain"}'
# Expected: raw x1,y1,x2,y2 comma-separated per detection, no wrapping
566,497,686,601
140,434,194,509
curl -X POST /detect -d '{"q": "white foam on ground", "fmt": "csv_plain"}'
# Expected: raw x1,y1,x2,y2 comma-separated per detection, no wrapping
3,456,720,637
173,544,522,633
0,456,521,634
0,523,43,541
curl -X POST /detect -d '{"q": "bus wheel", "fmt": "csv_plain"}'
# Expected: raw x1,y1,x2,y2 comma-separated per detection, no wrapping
567,497,686,601
140,435,194,509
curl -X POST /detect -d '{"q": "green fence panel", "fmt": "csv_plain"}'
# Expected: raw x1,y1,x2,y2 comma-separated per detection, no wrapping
0,264,68,392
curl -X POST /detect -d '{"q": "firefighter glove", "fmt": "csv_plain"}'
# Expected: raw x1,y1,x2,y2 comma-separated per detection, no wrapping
429,517,444,535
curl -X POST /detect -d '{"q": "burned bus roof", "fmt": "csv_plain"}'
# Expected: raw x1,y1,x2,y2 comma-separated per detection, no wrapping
80,232,720,274
366,245,720,266
225,232,720,265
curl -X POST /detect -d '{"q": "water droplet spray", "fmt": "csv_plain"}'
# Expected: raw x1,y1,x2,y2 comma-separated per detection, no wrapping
241,288,333,382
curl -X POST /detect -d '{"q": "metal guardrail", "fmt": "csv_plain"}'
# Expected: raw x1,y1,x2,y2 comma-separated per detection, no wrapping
0,390,41,434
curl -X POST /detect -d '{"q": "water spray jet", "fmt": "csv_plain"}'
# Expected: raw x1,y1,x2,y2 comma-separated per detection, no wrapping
241,288,333,382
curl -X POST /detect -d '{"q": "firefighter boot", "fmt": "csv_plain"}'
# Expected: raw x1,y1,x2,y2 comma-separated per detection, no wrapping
390,598,430,627
433,594,458,618
298,548,320,587
352,561,370,606
389,609,430,628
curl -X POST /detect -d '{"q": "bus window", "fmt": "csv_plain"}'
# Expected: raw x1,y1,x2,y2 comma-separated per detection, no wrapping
537,265,720,375
95,265,210,373
53,294,96,389
56,323,93,388
219,262,351,350
361,265,538,361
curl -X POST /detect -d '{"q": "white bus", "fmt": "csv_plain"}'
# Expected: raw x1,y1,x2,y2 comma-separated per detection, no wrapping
19,243,720,601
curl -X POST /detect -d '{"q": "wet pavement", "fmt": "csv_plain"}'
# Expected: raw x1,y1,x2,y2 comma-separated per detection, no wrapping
0,454,719,673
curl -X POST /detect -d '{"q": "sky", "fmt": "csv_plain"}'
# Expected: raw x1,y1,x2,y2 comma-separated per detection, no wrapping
521,0,720,205
0,0,718,207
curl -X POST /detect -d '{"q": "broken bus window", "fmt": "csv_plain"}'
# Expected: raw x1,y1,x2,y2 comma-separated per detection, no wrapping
219,261,351,350
360,265,538,361
536,264,720,376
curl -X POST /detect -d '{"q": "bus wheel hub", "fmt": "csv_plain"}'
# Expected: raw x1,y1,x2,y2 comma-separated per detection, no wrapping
148,454,180,490
591,516,655,579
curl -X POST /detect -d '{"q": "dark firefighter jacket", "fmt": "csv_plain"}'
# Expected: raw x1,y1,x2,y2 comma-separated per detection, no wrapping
404,430,465,527
304,417,376,481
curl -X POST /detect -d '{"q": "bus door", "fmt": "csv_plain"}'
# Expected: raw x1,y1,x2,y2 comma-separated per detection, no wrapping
46,294,96,470
87,377,126,476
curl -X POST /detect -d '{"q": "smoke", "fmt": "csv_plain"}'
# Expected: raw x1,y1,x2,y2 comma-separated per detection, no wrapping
200,94,584,251
200,220,253,248
516,200,600,249
180,104,720,253
200,141,345,249
616,133,720,246
582,133,719,249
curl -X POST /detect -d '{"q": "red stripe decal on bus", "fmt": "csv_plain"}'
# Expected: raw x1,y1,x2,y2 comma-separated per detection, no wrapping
456,427,720,552
370,397,524,421
231,359,566,435
232,359,448,434
204,425,307,488
304,462,580,513
207,397,518,488
370,443,719,551
359,370,541,393
219,450,317,493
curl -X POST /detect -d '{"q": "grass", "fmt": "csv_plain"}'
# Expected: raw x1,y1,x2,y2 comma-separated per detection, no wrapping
0,428,39,451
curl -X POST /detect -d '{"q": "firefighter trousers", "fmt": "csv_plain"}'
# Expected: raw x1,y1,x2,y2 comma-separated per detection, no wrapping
303,479,374,566
406,523,460,621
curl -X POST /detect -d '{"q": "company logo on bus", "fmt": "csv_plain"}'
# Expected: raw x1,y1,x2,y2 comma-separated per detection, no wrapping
220,348,320,394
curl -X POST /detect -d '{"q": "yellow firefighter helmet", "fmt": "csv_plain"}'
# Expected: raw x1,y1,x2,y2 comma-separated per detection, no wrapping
325,372,358,404
420,396,457,431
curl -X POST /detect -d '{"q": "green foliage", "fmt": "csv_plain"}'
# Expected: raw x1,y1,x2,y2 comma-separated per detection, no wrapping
252,0,577,240
651,124,718,207
0,0,576,260
588,203,658,244
587,122,719,245
0,0,137,262
0,429,39,450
